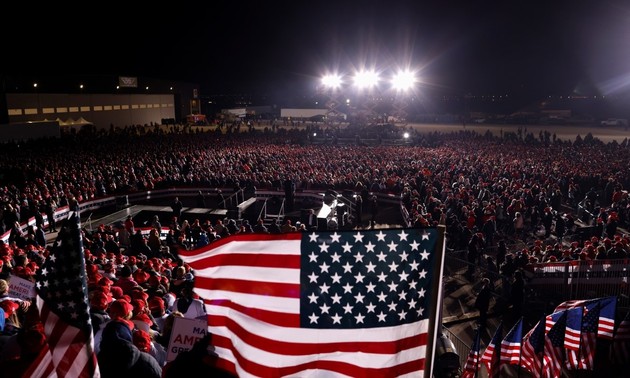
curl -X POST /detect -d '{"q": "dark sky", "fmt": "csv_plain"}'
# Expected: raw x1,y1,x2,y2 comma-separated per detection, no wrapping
5,0,630,99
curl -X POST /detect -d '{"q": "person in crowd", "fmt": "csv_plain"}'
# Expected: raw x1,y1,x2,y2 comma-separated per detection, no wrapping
474,278,492,331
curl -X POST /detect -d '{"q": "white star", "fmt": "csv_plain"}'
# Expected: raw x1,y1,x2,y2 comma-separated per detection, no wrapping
354,292,365,303
353,232,364,243
364,241,376,253
320,303,331,314
365,282,377,293
309,313,319,324
40,267,48,276
417,307,425,316
419,269,427,279
308,252,318,262
309,232,319,242
354,252,364,263
377,272,388,282
308,272,319,283
409,260,420,271
342,242,353,253
331,313,343,324
376,252,387,262
320,283,330,294
388,301,398,312
365,302,377,313
388,281,398,292
354,313,366,324
342,262,353,273
418,287,426,298
398,230,408,241
343,303,354,313
365,261,377,273
408,279,418,289
330,232,341,243
409,240,420,251
408,298,417,309
308,293,319,303
354,272,365,283
388,261,399,272
420,249,430,260
377,311,387,322
319,242,330,253
398,290,408,301
398,310,408,320
377,291,388,302
342,282,354,293
400,251,409,261
331,252,342,263
331,293,342,304
319,262,330,273
330,272,342,284
376,231,387,241
422,232,430,240
387,241,398,252
398,271,409,282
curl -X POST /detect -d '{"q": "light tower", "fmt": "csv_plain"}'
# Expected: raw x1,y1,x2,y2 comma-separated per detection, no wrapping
390,69,416,125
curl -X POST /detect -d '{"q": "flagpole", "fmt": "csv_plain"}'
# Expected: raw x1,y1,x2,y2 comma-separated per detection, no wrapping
423,225,447,378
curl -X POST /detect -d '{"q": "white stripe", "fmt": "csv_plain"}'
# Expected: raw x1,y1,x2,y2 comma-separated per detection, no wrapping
198,289,300,314
211,323,426,370
208,303,428,343
195,265,300,284
30,348,58,378
181,239,301,263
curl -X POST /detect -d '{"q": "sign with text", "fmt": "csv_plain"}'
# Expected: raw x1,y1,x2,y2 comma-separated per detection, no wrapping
118,76,138,88
166,317,208,362
8,275,35,300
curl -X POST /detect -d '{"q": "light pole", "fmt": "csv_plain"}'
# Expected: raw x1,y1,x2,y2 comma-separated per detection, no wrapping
391,70,417,126
352,69,380,125
320,73,343,126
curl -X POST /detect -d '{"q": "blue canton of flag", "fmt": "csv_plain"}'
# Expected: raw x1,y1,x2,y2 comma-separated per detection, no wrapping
300,229,437,328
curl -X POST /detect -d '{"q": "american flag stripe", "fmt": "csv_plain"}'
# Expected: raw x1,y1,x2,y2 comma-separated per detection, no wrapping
500,341,521,364
180,229,441,377
21,345,58,378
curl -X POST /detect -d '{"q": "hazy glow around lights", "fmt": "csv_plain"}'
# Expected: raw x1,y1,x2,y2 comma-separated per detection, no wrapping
392,70,416,91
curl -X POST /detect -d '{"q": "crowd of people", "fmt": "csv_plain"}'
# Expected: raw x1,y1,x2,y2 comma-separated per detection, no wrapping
0,123,629,375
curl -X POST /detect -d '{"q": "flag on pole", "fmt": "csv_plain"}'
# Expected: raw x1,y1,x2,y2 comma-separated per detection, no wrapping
520,316,546,378
597,296,617,339
610,311,630,365
461,329,481,378
178,228,445,377
500,317,523,365
34,204,100,377
566,301,599,370
543,311,567,378
545,310,565,333
480,322,503,378
564,306,583,353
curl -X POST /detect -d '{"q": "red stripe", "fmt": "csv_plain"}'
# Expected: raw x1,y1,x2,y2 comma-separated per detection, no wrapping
187,252,302,270
206,300,301,327
213,333,425,378
210,314,426,355
196,276,301,298
179,232,303,258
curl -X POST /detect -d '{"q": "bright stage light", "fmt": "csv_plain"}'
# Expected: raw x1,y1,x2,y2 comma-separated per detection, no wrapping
391,70,416,91
322,74,342,89
353,70,379,89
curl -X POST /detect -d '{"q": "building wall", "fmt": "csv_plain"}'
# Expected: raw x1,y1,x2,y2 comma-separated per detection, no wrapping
6,93,176,129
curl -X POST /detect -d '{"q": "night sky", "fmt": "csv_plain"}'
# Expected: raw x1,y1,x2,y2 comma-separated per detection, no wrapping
5,0,630,100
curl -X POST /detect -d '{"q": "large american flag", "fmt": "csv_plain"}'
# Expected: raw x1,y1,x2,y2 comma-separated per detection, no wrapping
34,208,100,378
566,302,598,370
500,317,523,365
480,322,502,378
179,228,444,377
520,316,546,378
543,311,567,378
461,329,480,378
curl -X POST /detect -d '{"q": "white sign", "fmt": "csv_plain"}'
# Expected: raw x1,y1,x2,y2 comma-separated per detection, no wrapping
166,317,208,362
8,275,35,300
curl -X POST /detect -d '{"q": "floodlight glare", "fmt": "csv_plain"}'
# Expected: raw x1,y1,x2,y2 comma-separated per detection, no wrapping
322,74,342,89
392,70,416,91
403,132,410,139
353,70,379,89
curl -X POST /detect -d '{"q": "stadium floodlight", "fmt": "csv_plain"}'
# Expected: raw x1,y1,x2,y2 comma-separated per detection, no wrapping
391,70,416,91
353,70,379,90
321,74,342,89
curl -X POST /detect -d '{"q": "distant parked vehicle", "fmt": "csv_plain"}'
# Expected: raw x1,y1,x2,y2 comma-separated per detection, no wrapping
601,118,628,127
